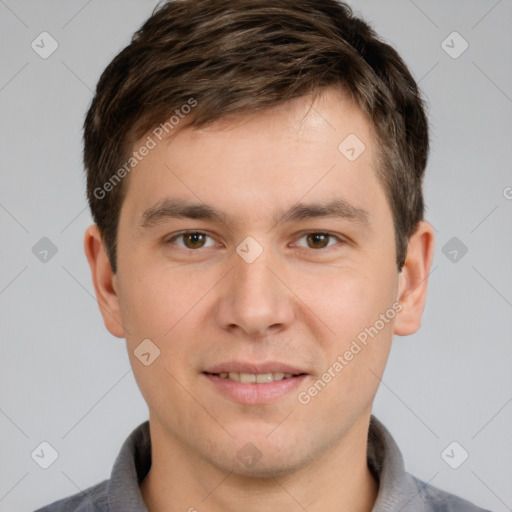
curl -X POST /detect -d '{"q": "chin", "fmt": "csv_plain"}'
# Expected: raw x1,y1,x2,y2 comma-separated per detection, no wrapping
208,440,313,480
232,464,297,480
229,456,309,480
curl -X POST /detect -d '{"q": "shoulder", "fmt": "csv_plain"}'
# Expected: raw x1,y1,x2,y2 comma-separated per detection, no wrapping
33,479,109,512
410,474,494,512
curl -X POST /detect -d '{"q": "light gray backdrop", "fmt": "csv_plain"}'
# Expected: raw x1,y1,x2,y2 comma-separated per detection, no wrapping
1,1,511,511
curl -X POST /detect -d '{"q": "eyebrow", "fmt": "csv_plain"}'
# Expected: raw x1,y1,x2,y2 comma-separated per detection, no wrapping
140,198,369,229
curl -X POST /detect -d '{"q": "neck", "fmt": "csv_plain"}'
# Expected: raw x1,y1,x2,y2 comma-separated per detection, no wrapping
141,412,378,512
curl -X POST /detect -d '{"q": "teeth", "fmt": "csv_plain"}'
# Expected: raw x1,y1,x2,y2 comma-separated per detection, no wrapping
216,372,294,383
240,373,256,383
256,373,272,383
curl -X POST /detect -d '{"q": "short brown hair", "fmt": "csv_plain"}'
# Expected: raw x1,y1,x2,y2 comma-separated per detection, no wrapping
84,0,429,273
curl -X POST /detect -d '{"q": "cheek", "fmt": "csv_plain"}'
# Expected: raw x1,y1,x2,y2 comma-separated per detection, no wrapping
303,264,398,339
117,258,196,338
119,268,199,410
302,260,398,392
118,262,220,394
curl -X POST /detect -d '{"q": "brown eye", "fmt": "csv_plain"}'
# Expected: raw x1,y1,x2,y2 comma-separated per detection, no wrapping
183,232,207,249
305,233,333,249
168,231,214,250
302,232,337,249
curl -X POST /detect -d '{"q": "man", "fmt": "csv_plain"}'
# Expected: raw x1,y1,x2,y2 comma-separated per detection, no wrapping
35,0,492,510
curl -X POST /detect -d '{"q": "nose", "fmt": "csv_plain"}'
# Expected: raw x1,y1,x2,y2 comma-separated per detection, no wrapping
214,242,295,338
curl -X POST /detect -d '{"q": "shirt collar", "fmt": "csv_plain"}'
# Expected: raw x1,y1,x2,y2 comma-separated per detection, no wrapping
367,415,426,511
108,420,151,511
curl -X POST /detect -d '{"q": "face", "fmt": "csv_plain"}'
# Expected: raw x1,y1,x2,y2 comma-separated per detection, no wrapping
87,87,432,478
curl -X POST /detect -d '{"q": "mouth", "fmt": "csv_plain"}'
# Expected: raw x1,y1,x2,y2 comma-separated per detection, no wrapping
203,371,306,383
202,363,309,404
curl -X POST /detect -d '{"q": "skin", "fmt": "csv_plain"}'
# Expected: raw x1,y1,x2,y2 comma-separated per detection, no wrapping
85,87,434,512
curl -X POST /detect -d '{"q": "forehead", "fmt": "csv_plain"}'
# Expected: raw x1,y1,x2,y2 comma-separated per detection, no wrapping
121,88,389,229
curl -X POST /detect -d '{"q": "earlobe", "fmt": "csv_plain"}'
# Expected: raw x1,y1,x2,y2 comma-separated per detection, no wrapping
84,225,125,338
393,221,435,336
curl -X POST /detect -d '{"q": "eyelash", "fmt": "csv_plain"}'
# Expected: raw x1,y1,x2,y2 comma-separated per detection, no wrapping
165,230,346,251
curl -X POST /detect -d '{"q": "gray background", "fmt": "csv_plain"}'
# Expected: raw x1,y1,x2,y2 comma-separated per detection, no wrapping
1,1,511,511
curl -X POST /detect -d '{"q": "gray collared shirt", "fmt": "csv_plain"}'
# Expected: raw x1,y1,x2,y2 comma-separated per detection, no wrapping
34,415,492,511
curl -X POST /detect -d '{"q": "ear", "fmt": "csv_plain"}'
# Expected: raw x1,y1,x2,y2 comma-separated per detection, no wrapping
394,221,435,336
84,225,125,338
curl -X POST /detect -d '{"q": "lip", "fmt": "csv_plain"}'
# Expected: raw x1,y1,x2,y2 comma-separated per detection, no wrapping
203,373,308,405
204,361,306,375
202,361,309,405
